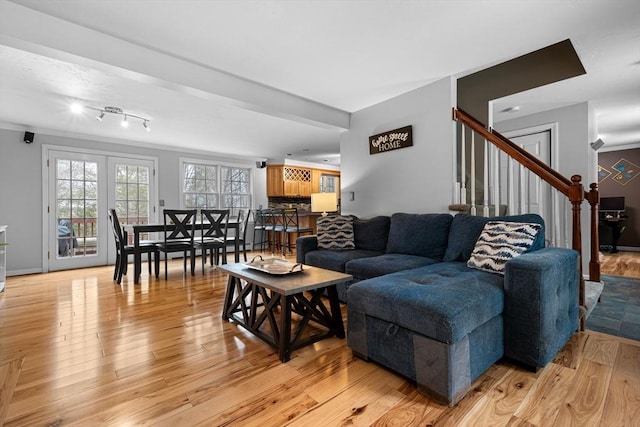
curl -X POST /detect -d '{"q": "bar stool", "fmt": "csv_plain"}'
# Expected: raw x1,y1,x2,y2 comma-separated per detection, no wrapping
281,208,313,256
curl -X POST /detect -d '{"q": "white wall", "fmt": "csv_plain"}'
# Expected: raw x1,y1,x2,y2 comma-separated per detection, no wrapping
340,77,455,217
0,127,267,275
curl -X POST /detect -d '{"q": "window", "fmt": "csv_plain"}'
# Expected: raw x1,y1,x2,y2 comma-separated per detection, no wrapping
221,166,251,216
181,160,252,216
183,162,218,208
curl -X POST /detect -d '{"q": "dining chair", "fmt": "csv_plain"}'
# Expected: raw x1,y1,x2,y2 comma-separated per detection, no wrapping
281,207,313,256
194,209,229,273
107,208,159,284
156,209,197,279
225,209,251,262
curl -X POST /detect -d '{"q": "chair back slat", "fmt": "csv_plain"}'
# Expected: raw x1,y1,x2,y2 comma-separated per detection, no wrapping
201,209,229,240
163,209,197,242
108,209,125,247
283,208,300,230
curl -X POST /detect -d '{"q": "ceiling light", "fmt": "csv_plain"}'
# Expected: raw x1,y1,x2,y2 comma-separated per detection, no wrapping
501,106,521,113
70,104,151,130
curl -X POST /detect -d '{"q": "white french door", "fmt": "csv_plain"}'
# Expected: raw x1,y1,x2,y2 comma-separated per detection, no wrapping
45,147,157,272
106,157,156,265
47,150,108,271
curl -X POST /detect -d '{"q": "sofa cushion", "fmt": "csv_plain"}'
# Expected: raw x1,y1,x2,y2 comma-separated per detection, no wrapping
305,248,383,273
347,262,504,343
345,253,440,281
443,213,546,262
386,213,453,259
316,215,355,250
467,221,542,275
353,215,391,251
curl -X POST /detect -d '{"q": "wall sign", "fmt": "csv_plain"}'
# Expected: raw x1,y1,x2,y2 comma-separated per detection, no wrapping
369,125,413,155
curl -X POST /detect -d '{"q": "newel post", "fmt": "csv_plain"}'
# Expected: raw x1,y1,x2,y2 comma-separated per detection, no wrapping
587,183,601,283
569,175,586,329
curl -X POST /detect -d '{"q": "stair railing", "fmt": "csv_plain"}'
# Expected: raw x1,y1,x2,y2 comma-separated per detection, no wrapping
452,108,600,329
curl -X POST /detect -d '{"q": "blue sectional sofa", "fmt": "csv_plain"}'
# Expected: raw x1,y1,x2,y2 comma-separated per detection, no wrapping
296,212,579,405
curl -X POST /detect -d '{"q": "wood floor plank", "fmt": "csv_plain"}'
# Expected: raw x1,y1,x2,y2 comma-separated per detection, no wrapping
513,363,576,426
0,357,23,427
553,359,612,426
600,342,640,427
460,366,537,426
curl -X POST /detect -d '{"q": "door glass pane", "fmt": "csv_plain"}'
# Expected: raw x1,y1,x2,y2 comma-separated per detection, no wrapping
114,163,152,243
56,159,98,258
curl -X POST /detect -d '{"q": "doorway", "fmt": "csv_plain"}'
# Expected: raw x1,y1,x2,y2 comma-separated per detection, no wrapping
501,124,563,247
44,146,157,271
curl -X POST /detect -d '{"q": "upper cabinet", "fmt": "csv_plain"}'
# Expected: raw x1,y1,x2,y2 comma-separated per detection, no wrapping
268,165,339,198
267,165,312,197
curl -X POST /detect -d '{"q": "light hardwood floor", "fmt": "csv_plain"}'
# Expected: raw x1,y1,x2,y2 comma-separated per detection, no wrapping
1,252,639,426
600,250,640,278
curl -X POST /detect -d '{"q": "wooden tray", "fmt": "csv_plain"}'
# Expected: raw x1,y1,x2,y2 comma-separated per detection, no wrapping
244,255,304,275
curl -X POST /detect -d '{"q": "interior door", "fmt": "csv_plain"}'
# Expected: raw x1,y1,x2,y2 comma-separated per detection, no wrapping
47,150,108,271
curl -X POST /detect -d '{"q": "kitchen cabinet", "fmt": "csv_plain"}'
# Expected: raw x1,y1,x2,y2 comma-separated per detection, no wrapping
267,166,284,197
268,165,340,198
267,165,313,197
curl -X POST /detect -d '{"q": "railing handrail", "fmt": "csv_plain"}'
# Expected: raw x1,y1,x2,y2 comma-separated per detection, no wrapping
452,107,601,330
453,108,575,197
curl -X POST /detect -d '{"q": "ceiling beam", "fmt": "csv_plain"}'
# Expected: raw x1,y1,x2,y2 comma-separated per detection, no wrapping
0,1,350,131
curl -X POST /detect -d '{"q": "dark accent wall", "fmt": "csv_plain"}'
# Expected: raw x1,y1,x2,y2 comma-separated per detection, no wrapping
455,39,588,205
598,148,640,248
457,39,586,123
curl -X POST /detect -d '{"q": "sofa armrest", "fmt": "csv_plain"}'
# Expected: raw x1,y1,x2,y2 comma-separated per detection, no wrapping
503,247,579,368
296,235,318,264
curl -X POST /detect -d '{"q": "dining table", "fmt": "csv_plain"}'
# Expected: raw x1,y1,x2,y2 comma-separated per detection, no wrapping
124,218,240,284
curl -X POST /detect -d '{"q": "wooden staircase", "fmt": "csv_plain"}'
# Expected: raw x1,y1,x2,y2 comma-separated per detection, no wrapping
452,108,603,330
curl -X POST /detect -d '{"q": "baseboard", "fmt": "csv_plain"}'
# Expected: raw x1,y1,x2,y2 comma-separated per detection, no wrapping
7,268,42,277
617,246,640,252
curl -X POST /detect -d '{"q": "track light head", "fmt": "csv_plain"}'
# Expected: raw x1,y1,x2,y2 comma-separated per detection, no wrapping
143,120,151,132
121,115,129,128
96,111,105,121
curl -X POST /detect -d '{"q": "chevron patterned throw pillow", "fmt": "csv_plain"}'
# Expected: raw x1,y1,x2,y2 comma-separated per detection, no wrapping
467,221,542,275
316,215,355,250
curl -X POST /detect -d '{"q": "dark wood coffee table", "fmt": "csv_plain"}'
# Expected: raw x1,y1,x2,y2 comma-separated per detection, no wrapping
219,262,352,362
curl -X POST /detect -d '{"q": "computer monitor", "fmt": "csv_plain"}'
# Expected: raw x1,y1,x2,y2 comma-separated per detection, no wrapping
600,196,625,212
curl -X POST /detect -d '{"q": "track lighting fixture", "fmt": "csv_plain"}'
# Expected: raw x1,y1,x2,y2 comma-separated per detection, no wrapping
71,104,151,131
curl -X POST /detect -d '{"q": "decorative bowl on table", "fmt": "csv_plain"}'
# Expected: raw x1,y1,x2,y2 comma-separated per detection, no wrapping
244,255,304,275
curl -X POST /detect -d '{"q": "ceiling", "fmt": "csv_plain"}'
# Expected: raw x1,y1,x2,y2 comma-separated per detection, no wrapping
1,0,639,166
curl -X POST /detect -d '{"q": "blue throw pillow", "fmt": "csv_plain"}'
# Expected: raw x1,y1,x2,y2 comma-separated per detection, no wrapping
386,213,453,259
467,221,542,275
444,213,546,262
353,216,390,251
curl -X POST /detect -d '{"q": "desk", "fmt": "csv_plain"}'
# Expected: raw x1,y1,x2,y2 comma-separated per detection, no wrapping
601,217,626,253
125,219,239,284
